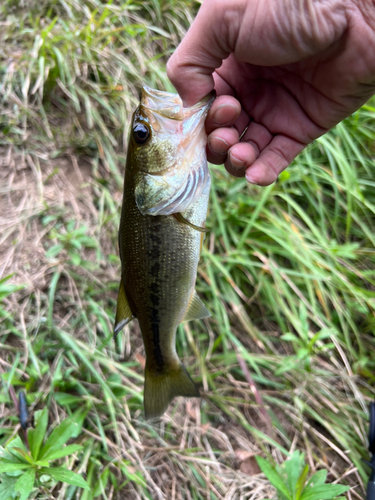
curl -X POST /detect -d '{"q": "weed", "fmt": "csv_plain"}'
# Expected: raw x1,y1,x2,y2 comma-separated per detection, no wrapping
256,451,350,500
0,407,89,498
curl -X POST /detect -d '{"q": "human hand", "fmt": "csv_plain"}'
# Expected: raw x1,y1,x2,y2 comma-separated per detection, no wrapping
167,0,375,185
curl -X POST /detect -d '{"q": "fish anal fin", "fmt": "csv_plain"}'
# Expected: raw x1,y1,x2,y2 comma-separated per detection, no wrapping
173,213,208,233
144,362,200,420
183,290,211,322
114,279,134,338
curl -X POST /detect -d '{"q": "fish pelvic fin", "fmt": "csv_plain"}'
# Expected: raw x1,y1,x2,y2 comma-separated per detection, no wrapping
183,290,211,322
144,362,200,420
114,279,134,338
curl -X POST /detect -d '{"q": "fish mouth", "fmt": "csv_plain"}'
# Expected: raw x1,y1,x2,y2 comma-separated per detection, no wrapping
140,85,215,141
141,86,183,120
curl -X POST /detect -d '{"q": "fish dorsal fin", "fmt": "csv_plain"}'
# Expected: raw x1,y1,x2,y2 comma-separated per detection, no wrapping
114,279,134,337
183,290,211,322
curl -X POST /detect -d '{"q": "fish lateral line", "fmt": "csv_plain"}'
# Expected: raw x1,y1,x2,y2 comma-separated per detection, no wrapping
172,212,209,233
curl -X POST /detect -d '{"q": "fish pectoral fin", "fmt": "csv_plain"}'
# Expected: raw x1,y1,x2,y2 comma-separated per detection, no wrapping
114,279,134,338
183,290,211,322
144,362,200,420
173,212,208,233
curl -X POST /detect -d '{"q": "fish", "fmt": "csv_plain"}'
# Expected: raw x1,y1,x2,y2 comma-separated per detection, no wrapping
114,85,215,419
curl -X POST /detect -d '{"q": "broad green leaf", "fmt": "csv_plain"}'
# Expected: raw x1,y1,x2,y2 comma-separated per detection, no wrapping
68,407,89,439
41,444,83,462
9,449,32,464
307,470,327,488
0,448,15,461
0,463,32,473
0,474,18,500
34,460,49,467
28,407,48,460
256,457,292,500
40,467,90,491
281,333,299,343
297,348,309,359
283,451,304,497
39,420,78,460
6,436,28,462
6,437,26,451
39,408,88,460
300,484,350,500
6,449,29,466
295,465,309,499
14,469,36,500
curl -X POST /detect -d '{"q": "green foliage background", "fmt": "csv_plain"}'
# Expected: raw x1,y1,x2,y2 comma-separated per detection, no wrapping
0,0,374,498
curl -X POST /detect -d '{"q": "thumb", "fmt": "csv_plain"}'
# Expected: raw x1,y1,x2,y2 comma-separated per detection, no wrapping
167,0,235,106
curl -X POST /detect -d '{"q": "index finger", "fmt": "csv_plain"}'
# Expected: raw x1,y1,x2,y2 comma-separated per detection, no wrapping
167,0,234,105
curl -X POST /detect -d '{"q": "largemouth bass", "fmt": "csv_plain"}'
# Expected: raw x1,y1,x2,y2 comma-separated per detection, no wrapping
114,86,215,419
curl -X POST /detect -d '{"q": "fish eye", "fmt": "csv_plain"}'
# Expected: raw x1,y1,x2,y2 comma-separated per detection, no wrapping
133,123,150,144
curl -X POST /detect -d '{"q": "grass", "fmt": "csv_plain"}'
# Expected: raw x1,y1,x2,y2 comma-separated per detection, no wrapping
1,0,375,498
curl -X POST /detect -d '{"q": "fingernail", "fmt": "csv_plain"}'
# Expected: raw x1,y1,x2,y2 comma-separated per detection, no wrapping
226,155,247,178
246,172,260,185
230,154,246,169
213,104,239,125
208,137,229,155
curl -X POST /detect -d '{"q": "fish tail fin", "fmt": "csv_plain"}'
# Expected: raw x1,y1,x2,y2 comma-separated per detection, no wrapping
144,361,200,420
